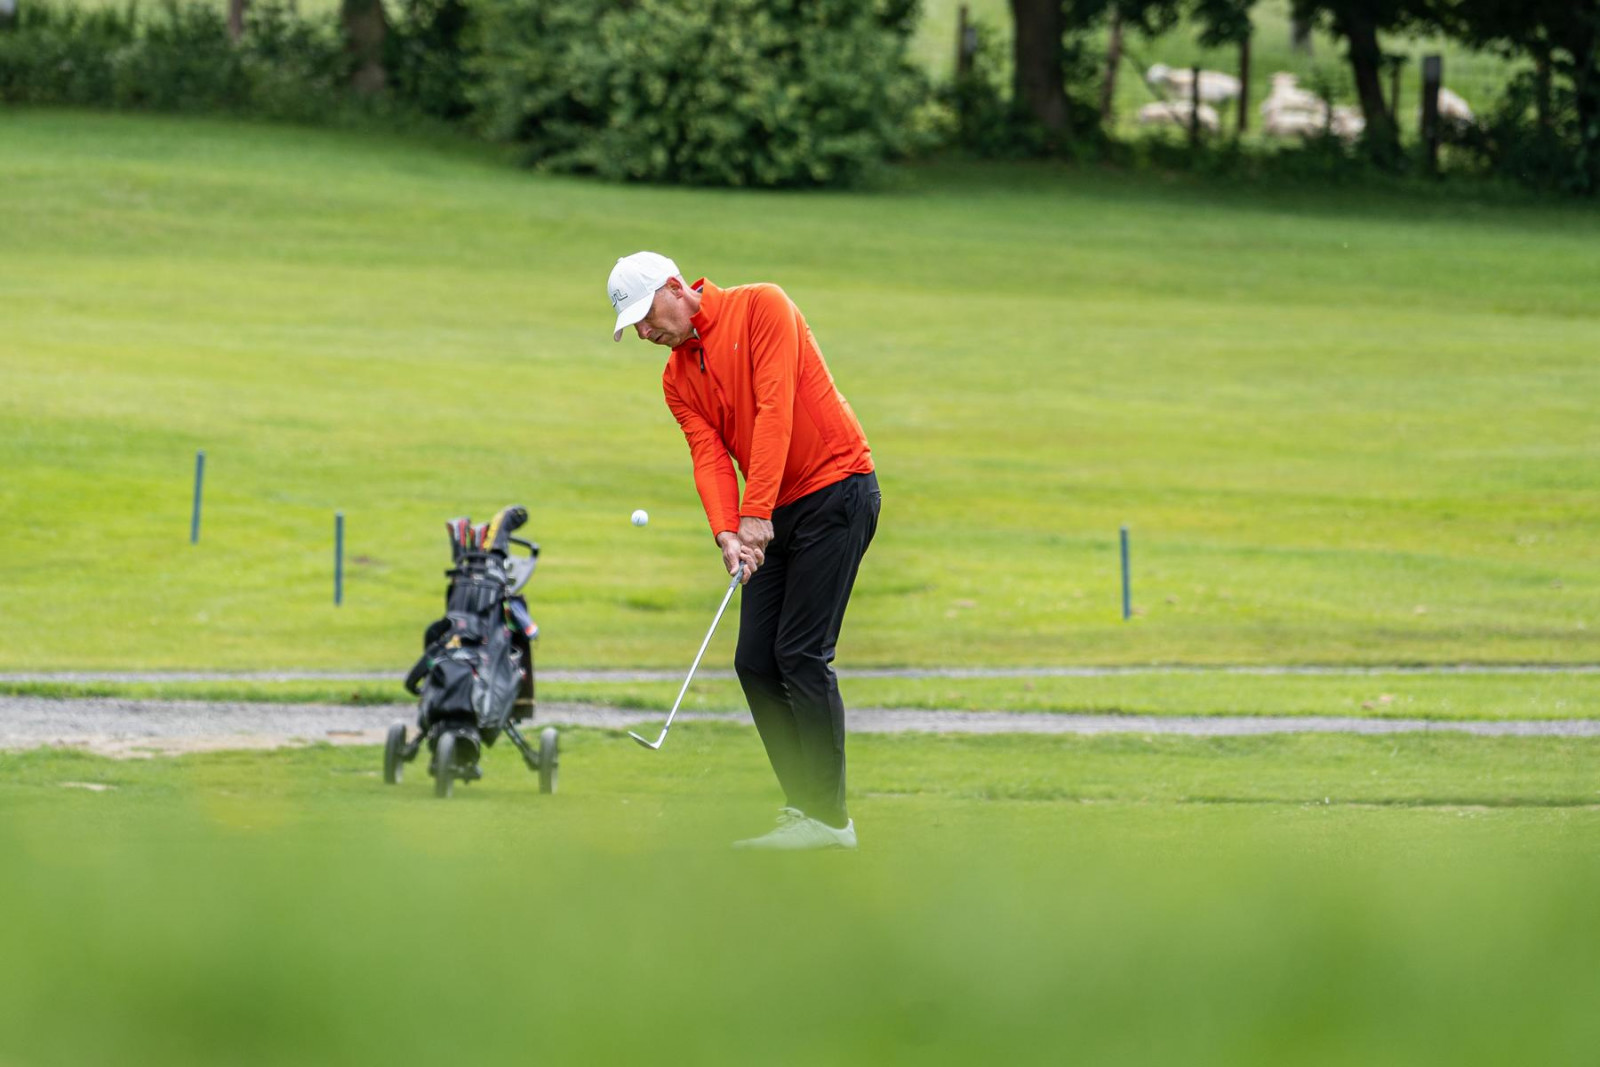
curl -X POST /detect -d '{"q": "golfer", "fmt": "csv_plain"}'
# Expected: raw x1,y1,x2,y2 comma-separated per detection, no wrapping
608,251,880,850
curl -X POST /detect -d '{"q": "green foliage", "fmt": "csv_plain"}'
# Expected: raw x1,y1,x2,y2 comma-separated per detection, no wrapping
0,3,136,106
1426,0,1599,197
386,0,474,120
0,0,351,121
467,0,934,187
1448,69,1592,194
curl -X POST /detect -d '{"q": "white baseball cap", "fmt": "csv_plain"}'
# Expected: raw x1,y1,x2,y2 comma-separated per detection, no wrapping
608,251,680,341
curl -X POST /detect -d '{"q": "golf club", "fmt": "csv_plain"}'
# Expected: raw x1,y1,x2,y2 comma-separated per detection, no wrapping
629,563,745,752
446,517,470,562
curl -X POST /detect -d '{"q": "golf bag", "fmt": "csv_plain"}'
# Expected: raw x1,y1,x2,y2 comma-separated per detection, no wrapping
388,505,556,798
411,563,523,739
405,507,537,741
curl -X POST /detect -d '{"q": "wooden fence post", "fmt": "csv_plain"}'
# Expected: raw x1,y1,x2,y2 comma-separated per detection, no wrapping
1421,54,1442,174
1189,64,1201,148
1238,34,1251,134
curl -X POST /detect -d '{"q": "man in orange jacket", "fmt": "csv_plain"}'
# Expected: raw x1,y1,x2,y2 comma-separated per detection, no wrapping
608,251,880,850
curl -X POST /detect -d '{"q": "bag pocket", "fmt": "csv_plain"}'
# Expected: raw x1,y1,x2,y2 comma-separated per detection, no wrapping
470,629,519,731
444,610,487,645
424,653,477,717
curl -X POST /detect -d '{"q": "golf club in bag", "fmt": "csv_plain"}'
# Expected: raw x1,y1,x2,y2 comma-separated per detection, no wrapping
385,504,558,799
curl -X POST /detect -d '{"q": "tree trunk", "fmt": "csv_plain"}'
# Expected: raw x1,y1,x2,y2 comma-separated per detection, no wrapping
228,0,247,42
1570,29,1600,194
957,4,976,81
1290,13,1313,55
1100,9,1124,124
1009,0,1069,140
1333,5,1399,165
341,0,389,95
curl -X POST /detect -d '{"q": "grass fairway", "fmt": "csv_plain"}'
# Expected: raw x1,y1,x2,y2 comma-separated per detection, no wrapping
0,730,1596,1065
2,111,1598,672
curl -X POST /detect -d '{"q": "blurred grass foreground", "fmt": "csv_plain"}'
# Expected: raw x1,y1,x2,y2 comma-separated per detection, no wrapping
1,728,1597,1065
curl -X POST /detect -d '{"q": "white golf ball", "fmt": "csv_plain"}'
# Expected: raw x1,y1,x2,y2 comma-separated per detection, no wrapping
631,509,649,527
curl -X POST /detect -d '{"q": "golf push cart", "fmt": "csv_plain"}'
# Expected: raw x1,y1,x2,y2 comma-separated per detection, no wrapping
384,505,558,799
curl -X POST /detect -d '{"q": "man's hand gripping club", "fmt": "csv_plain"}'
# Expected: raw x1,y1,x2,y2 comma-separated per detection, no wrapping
717,519,770,584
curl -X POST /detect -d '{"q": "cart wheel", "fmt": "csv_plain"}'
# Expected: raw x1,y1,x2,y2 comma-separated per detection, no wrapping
538,727,559,795
434,732,456,799
383,722,406,785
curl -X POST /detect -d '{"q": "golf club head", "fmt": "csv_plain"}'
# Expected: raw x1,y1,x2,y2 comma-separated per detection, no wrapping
483,505,528,556
628,729,664,751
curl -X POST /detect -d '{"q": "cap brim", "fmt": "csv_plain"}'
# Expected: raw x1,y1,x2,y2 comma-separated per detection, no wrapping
612,294,653,342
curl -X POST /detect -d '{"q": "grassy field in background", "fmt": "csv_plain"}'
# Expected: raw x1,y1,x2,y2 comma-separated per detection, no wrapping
6,670,1599,720
1,730,1596,1065
2,111,1597,671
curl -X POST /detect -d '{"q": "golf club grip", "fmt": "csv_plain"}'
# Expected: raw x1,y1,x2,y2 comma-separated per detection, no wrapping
445,518,468,560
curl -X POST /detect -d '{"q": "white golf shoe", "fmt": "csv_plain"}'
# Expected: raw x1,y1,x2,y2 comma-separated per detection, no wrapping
733,808,857,851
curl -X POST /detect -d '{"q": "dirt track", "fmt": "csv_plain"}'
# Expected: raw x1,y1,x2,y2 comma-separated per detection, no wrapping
3,664,1596,685
2,696,1596,759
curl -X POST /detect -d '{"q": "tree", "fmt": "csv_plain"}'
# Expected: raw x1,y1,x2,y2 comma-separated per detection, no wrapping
1290,0,1427,167
1429,0,1600,192
342,0,388,94
1010,0,1070,139
1189,0,1254,49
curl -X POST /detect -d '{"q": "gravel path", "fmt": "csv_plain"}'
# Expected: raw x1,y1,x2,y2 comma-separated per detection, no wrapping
2,696,1596,758
3,664,1597,684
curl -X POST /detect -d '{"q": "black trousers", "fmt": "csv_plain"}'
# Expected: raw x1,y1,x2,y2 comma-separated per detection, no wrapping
734,471,880,830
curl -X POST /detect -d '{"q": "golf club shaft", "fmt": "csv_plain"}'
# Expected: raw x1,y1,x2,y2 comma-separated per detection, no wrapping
659,566,743,736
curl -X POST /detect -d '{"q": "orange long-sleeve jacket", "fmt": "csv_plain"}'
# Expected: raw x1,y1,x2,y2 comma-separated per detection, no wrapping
663,279,874,537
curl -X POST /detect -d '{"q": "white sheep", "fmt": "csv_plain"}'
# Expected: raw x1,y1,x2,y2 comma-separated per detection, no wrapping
1146,63,1242,105
1262,107,1326,138
1259,72,1325,118
1438,87,1474,125
1261,102,1365,143
1330,105,1365,142
1137,99,1221,134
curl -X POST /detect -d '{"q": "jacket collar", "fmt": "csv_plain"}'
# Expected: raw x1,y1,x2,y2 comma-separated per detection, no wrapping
688,278,721,336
